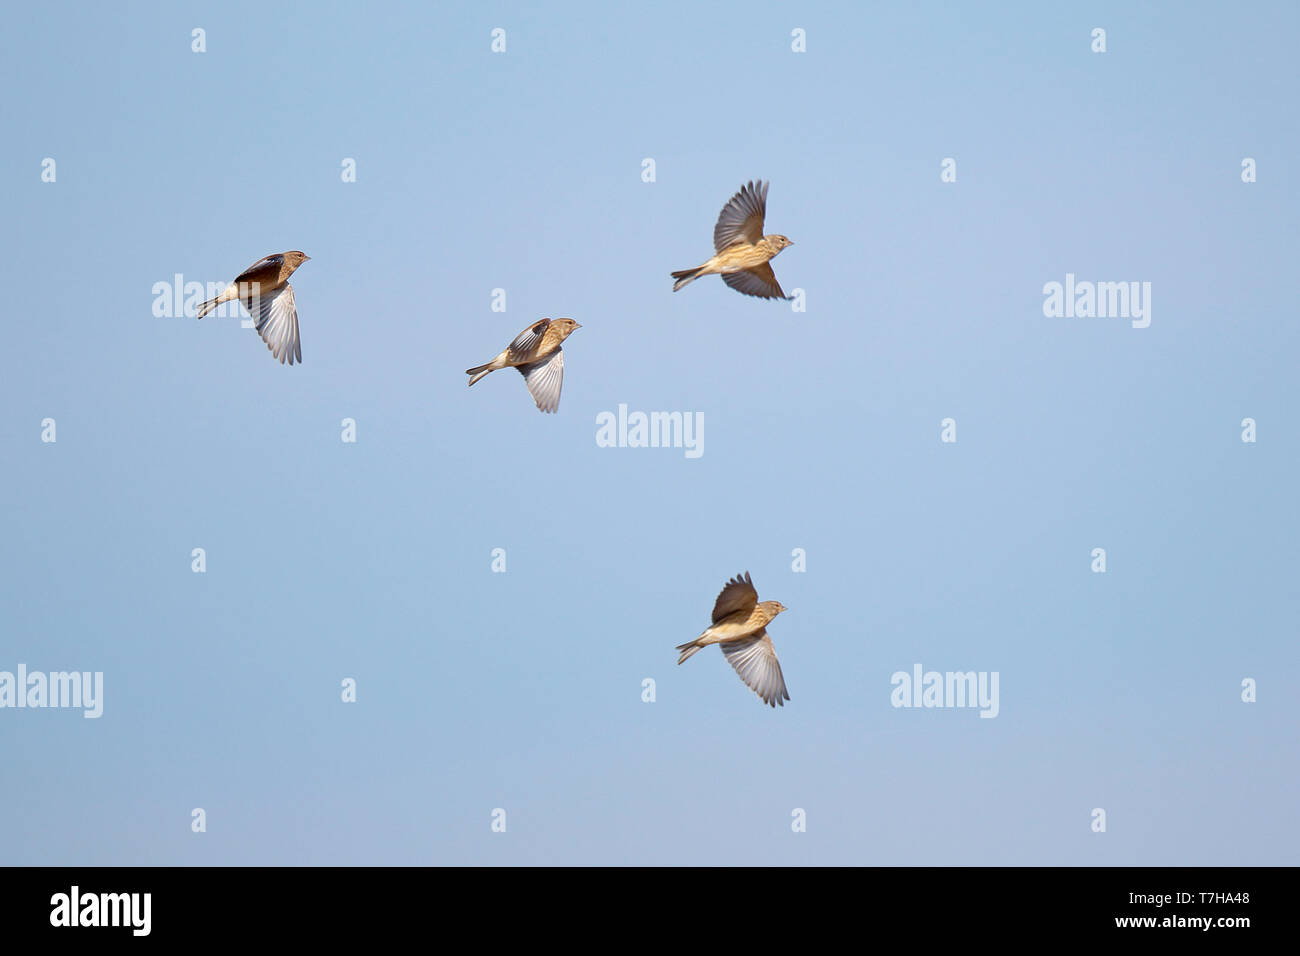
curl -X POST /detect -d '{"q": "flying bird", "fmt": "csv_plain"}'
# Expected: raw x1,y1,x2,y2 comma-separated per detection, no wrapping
466,318,582,413
676,571,790,707
671,181,794,300
195,251,310,365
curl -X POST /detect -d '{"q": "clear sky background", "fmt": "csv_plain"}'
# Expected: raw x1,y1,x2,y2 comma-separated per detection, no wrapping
1,1,1296,865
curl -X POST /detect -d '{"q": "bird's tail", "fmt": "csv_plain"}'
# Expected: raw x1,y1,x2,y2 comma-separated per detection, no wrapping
467,356,506,387
671,267,704,292
676,639,704,665
195,286,236,320
467,351,510,386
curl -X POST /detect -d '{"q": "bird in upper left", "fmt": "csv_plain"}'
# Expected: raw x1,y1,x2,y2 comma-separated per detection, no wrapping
195,251,310,365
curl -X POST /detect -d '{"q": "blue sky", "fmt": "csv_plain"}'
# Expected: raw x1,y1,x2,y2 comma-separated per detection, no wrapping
1,1,1296,865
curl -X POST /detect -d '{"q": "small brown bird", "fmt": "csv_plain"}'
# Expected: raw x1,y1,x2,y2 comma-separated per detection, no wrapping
195,251,310,365
676,571,790,707
671,181,794,300
466,318,582,413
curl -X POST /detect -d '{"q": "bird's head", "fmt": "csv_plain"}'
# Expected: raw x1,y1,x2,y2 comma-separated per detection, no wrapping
759,600,788,621
284,251,311,270
553,318,582,339
766,235,794,254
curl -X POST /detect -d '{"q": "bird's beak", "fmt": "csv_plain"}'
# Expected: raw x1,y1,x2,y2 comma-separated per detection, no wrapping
303,255,312,262
573,322,582,329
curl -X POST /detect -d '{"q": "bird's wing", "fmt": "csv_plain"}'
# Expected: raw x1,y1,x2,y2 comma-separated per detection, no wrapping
713,180,768,252
507,319,552,361
250,283,302,365
722,263,787,300
234,253,284,283
712,571,758,623
517,348,564,413
721,629,790,707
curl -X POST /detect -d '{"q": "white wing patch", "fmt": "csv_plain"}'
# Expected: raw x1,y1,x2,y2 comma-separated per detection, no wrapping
517,349,564,413
250,283,302,365
720,630,789,707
